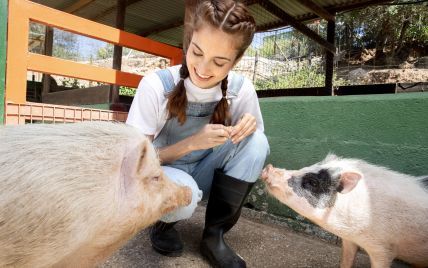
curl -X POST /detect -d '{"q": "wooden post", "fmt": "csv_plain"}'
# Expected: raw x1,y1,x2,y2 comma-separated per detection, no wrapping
325,19,335,95
42,26,53,100
0,0,8,124
110,0,126,111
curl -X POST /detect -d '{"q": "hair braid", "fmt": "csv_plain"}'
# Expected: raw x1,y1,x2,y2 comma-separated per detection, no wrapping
166,56,190,125
210,76,231,125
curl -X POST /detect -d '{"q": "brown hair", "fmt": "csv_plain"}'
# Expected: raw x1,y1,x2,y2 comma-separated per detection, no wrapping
167,0,256,125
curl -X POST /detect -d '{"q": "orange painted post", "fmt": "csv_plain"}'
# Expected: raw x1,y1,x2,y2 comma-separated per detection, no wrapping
5,0,30,104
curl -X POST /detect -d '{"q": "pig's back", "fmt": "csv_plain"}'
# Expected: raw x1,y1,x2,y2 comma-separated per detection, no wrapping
355,161,428,265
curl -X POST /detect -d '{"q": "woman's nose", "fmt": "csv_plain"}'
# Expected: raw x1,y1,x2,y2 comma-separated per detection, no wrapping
196,61,210,74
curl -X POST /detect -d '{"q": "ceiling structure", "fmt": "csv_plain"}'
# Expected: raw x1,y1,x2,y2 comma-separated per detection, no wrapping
31,0,393,50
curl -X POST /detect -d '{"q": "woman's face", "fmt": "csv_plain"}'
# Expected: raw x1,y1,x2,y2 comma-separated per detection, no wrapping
186,24,240,89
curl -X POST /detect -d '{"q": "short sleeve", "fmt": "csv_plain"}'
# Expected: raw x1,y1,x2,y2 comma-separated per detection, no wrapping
229,77,265,132
126,75,162,136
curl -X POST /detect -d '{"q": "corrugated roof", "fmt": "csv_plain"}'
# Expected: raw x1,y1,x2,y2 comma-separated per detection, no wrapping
30,0,392,48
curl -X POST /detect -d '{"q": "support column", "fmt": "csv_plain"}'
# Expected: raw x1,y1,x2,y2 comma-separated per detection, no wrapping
41,26,53,101
0,0,8,124
325,19,335,95
110,0,126,111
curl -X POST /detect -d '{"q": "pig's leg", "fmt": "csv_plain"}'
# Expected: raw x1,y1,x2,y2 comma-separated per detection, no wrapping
367,249,395,268
340,239,358,268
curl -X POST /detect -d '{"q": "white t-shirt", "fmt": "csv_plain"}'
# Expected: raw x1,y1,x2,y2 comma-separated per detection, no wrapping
126,65,264,138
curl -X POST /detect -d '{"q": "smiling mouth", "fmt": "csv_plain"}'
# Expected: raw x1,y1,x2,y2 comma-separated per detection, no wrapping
194,68,212,80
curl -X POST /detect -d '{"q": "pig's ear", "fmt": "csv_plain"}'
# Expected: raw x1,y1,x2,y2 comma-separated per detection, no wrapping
134,139,156,177
338,171,362,194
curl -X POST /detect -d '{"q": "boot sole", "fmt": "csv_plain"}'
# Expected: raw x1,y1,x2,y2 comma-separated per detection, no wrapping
151,244,183,257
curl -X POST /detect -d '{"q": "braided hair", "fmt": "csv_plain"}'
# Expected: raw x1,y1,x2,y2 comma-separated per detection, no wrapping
167,0,256,125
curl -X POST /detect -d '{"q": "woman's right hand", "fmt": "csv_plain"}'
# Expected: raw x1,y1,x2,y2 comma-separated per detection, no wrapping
190,124,231,150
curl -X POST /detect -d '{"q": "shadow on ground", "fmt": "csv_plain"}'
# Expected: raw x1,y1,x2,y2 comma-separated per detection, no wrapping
101,206,410,268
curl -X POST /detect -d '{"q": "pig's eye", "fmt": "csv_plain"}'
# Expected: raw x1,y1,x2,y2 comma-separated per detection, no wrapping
152,176,160,181
302,174,319,190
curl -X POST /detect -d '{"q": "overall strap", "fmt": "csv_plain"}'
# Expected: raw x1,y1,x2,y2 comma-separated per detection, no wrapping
227,72,245,97
156,69,176,94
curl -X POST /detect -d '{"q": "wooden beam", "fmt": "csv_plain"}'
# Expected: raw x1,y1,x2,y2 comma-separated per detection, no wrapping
42,26,53,98
140,19,183,37
258,0,335,53
111,0,126,108
257,0,393,32
325,20,335,94
299,0,335,22
91,0,142,21
64,0,96,14
28,53,142,88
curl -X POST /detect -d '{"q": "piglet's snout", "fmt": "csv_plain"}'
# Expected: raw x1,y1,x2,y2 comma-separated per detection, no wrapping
261,164,273,181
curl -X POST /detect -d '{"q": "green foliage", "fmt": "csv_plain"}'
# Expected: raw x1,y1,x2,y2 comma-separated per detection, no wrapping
52,29,79,60
96,43,134,60
119,86,136,96
61,77,84,88
255,66,349,90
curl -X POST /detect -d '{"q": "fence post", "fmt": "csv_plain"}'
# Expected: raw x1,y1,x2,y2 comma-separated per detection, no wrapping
0,0,7,124
325,19,335,95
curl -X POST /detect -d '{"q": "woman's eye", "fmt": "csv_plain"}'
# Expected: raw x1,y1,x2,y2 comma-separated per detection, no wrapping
193,51,202,57
214,61,225,67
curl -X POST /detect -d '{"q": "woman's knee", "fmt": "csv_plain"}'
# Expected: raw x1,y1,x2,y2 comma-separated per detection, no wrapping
160,166,203,222
242,130,270,161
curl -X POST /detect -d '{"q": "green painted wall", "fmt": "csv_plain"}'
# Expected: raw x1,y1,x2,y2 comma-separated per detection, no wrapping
248,92,428,239
0,1,7,124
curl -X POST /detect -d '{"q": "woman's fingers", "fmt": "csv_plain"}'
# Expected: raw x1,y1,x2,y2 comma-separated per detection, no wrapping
233,120,256,143
231,114,256,143
210,124,231,138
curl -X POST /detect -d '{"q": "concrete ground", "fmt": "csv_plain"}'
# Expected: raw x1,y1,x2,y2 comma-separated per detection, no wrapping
101,206,409,268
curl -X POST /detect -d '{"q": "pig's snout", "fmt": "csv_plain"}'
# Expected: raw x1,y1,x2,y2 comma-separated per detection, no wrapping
162,186,192,215
179,186,192,207
261,164,274,181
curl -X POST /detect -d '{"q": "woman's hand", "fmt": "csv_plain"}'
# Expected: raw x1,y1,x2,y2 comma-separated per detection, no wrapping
230,113,257,144
190,124,232,150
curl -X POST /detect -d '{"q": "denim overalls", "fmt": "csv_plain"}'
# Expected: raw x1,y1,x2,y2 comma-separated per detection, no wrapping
154,69,270,223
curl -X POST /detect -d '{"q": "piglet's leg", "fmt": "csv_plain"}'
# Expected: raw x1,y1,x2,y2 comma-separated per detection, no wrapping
340,239,358,268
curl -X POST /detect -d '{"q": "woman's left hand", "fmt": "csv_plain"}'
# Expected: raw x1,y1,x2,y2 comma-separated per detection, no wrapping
230,113,257,144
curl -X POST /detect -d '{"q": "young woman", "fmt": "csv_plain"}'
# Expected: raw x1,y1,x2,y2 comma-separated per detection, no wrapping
126,1,269,267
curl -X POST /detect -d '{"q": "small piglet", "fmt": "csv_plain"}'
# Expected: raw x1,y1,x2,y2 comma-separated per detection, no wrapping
261,154,428,268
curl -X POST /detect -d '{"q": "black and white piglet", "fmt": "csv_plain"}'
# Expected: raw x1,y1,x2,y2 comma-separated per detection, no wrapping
261,154,428,268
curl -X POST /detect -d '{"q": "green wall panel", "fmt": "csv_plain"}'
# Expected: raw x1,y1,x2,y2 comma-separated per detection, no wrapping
248,92,428,238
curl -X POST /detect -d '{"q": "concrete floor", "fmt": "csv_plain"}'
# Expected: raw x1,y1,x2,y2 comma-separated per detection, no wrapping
101,206,410,268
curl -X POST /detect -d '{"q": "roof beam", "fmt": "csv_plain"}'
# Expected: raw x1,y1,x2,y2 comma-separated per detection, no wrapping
64,0,97,14
258,0,335,53
257,0,393,32
298,0,335,22
140,19,183,37
140,0,260,38
90,0,143,21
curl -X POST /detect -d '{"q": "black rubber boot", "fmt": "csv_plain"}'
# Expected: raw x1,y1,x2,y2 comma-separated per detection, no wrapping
200,169,255,268
150,221,183,257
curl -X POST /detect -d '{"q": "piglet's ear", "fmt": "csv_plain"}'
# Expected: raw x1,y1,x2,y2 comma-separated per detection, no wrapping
338,172,362,194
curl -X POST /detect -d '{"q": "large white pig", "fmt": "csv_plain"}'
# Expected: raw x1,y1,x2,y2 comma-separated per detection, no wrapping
0,121,192,267
261,154,428,268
